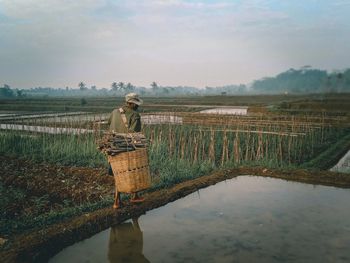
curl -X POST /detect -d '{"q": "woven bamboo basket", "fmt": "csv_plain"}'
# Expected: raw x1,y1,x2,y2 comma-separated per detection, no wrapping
108,148,151,193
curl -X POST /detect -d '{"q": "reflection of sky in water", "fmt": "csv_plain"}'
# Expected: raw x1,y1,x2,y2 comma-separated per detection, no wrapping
199,108,248,115
0,124,93,134
50,176,350,263
331,149,350,174
0,112,90,121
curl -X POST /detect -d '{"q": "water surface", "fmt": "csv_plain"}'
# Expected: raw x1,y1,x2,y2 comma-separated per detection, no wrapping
199,107,248,115
50,176,350,263
331,149,350,173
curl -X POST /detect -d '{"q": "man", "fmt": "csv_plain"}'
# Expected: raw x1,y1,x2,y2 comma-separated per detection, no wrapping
108,92,142,133
108,92,144,208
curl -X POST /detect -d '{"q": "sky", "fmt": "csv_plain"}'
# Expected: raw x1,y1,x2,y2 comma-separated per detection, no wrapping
0,0,350,89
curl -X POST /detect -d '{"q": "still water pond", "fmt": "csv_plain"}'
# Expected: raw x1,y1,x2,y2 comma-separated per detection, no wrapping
50,176,350,263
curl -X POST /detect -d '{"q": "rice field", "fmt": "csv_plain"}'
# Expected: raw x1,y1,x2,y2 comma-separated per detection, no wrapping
1,108,348,177
1,96,350,262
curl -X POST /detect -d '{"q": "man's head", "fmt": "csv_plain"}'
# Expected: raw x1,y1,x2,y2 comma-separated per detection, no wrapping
125,93,143,110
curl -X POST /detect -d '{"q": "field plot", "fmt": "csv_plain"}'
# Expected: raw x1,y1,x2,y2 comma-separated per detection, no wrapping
143,111,349,175
51,176,350,263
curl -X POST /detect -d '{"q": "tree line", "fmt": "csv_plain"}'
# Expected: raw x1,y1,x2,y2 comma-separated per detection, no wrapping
1,67,349,98
250,66,350,94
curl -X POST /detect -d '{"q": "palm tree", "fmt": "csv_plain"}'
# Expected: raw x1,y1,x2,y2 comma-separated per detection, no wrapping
151,81,158,90
111,82,118,91
118,82,125,91
78,82,87,91
126,82,134,92
151,81,159,95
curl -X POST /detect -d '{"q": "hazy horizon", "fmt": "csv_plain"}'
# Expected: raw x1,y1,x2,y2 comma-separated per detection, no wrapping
1,0,350,89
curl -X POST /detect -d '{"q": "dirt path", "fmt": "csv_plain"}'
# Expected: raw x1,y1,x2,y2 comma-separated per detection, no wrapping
2,164,350,263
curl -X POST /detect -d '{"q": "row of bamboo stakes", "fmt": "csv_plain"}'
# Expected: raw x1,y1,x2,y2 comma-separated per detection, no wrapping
147,126,308,166
4,111,346,167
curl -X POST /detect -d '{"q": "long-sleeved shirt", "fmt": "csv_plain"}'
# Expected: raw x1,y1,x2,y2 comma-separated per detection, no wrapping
108,105,141,133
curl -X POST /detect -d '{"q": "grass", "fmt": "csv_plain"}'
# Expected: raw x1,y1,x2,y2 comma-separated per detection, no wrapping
148,142,215,189
302,132,350,170
0,132,107,167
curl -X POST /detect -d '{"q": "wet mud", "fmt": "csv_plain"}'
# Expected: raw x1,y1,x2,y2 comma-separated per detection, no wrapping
2,160,350,262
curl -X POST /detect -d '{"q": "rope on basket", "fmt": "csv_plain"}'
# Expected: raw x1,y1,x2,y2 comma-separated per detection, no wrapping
119,107,137,150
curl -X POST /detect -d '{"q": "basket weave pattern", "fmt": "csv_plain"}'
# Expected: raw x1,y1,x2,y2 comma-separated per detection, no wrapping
108,148,151,193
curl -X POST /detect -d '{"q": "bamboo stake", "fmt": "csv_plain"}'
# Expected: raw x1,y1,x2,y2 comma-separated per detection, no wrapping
209,128,215,164
221,130,228,166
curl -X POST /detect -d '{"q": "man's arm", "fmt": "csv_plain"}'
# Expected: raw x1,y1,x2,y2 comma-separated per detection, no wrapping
129,113,141,132
108,112,113,126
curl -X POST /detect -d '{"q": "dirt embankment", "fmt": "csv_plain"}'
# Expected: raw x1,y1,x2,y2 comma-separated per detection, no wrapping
2,159,350,263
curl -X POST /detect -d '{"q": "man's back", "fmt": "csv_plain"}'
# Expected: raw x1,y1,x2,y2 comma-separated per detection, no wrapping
108,105,141,133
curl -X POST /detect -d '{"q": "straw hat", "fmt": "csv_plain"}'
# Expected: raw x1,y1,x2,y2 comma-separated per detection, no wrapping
125,93,143,105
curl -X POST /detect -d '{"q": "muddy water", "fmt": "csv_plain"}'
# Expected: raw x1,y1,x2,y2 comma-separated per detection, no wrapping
50,176,350,263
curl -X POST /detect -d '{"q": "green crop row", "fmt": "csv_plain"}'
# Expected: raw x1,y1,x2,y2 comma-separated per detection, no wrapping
1,121,347,176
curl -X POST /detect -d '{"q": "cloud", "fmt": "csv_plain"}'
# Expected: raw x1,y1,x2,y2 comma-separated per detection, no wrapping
1,0,104,18
0,0,349,88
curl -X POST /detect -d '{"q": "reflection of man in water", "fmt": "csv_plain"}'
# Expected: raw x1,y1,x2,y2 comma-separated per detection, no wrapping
108,217,150,263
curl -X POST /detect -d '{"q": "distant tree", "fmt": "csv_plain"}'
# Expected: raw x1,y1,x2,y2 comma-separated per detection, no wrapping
111,82,118,91
251,68,327,94
0,84,15,97
16,89,24,97
162,87,170,94
91,85,97,91
66,86,69,91
343,69,350,92
151,81,158,90
78,82,87,91
126,82,134,92
151,82,159,95
236,84,247,94
118,82,125,92
334,73,342,93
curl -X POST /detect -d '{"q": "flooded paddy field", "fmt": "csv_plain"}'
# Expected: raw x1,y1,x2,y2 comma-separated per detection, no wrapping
0,123,94,134
0,112,90,122
51,176,350,263
2,164,350,262
199,106,248,115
